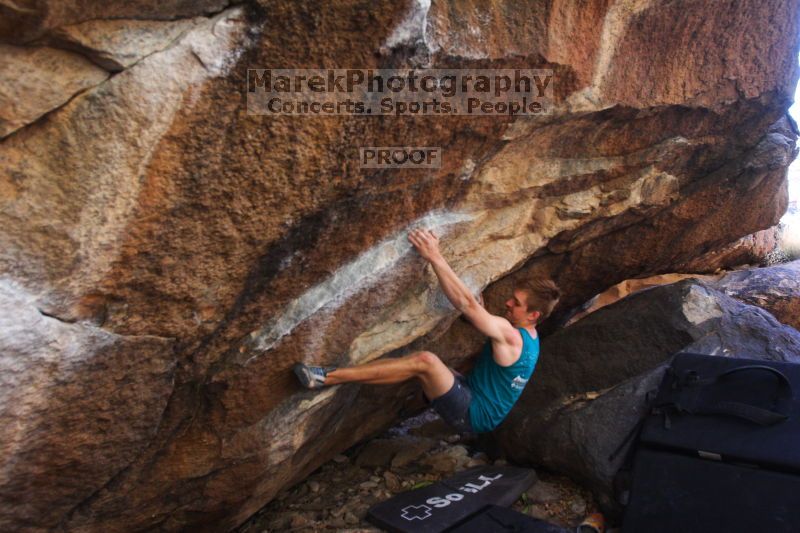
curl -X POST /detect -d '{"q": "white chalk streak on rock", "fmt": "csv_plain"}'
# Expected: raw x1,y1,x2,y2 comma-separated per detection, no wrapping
246,211,474,359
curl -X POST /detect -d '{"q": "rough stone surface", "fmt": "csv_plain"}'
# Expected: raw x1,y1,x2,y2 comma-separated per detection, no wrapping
676,226,782,272
1,1,799,531
354,436,437,469
0,44,109,138
0,0,229,43
0,280,175,532
492,279,800,513
525,481,562,504
715,260,800,330
563,273,721,326
45,18,202,71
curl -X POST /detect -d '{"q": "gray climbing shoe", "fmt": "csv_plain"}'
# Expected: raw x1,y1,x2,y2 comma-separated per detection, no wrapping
293,363,337,389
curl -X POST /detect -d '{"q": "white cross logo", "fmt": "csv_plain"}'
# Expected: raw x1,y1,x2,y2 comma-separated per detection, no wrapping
400,504,433,521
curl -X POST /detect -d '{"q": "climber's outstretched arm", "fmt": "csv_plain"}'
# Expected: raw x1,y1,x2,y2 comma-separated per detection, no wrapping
408,229,518,346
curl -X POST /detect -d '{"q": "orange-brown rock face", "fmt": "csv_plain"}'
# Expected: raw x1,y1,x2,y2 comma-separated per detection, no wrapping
1,1,798,531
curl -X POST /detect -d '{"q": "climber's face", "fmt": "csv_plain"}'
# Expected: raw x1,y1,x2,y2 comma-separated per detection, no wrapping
505,289,541,327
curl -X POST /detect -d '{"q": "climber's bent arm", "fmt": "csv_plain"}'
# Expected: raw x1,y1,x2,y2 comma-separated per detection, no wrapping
427,256,512,340
409,229,518,345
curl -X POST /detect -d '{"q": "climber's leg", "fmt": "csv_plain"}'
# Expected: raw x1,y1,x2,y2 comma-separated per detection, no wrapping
294,351,455,400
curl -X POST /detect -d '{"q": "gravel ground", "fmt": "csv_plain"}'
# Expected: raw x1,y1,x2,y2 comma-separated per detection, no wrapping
237,410,608,532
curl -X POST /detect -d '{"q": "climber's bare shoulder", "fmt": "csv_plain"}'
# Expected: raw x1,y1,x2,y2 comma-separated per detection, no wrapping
462,304,523,366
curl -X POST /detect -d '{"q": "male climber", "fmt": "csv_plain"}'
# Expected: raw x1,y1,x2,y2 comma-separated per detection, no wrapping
293,228,560,434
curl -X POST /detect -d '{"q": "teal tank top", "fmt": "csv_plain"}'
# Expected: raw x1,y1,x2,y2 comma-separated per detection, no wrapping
466,328,539,433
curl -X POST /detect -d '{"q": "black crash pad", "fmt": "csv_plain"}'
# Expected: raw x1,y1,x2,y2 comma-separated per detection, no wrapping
366,465,537,533
623,448,800,533
640,353,800,470
449,505,570,533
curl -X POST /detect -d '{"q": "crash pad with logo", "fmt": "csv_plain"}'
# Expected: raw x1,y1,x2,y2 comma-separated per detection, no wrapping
366,465,538,533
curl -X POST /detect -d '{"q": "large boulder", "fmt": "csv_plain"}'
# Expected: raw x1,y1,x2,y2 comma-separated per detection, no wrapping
562,272,721,326
1,1,799,531
550,260,800,330
715,260,800,330
492,279,800,512
675,226,782,272
0,280,175,530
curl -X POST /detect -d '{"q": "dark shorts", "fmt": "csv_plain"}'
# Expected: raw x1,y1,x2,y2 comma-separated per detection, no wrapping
430,375,474,434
